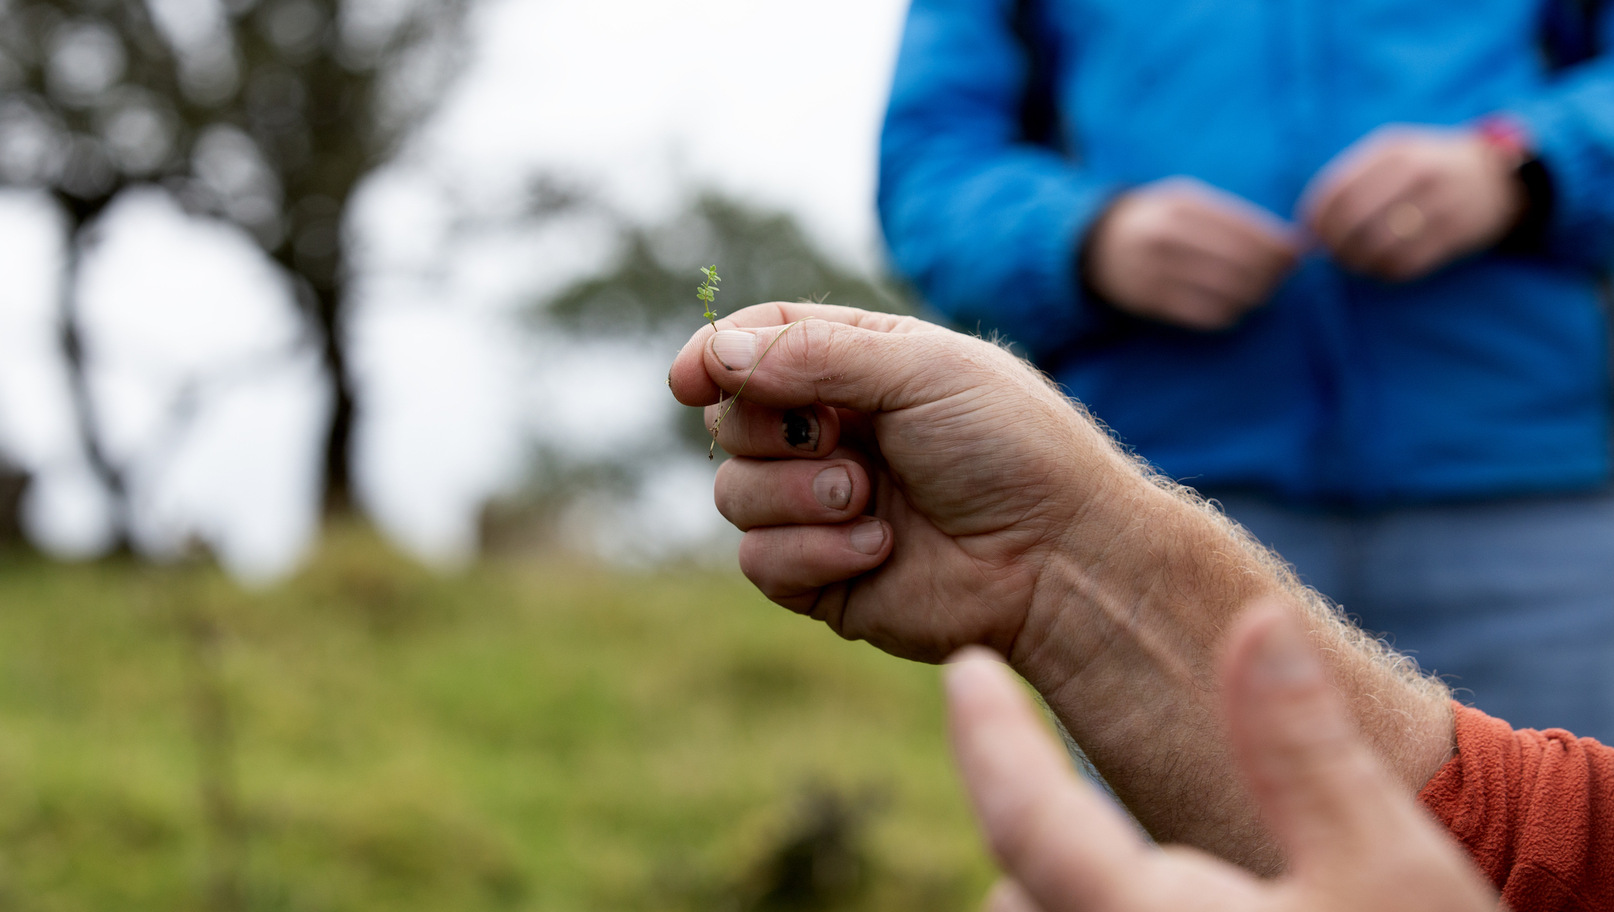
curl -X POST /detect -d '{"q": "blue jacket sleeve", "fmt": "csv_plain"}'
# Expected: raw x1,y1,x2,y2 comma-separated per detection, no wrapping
1505,10,1614,269
877,0,1121,360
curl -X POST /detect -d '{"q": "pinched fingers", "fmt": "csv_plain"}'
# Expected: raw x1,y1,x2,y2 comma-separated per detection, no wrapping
1305,166,1431,276
737,519,891,612
1180,188,1302,265
715,456,871,530
1303,144,1412,241
1090,179,1299,330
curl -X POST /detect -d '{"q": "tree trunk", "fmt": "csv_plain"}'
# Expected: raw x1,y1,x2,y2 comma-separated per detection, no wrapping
55,191,135,555
0,460,29,549
316,279,356,516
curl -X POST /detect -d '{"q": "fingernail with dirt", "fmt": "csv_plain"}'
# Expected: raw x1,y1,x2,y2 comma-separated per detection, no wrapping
813,465,852,510
711,330,757,370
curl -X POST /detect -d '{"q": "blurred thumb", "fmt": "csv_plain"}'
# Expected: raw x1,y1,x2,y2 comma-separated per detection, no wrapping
1221,604,1402,869
982,879,1043,912
947,647,1145,910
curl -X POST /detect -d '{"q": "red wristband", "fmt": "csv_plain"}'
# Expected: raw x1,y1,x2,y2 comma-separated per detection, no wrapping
1475,115,1534,169
1475,114,1554,252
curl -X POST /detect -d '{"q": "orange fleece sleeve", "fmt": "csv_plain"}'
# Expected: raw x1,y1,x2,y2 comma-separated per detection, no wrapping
1418,702,1614,911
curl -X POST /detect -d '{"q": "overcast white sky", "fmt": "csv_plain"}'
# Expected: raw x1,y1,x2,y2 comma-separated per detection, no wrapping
0,0,912,579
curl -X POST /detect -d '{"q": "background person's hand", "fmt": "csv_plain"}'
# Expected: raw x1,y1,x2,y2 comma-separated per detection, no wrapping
1084,177,1301,331
1301,125,1527,282
667,303,1138,665
946,604,1496,912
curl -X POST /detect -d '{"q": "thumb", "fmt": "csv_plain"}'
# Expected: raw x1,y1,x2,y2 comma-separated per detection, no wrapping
1220,603,1419,872
697,310,985,414
982,879,1043,912
947,647,1148,910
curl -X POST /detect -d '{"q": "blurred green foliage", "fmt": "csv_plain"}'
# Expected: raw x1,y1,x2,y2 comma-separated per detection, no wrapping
542,193,916,339
0,527,994,910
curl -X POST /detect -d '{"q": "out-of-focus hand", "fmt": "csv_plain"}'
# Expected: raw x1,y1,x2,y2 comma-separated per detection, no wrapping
1301,125,1527,282
946,604,1496,912
1085,177,1301,331
667,303,1137,665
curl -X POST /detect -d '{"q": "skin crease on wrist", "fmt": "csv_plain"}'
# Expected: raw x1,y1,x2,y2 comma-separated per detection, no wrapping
668,303,1456,874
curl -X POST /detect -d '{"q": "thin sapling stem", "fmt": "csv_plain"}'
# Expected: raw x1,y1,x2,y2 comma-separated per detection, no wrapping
694,265,807,459
697,265,721,329
707,318,811,458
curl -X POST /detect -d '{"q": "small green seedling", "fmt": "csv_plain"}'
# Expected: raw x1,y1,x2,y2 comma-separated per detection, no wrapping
697,265,808,459
698,265,721,327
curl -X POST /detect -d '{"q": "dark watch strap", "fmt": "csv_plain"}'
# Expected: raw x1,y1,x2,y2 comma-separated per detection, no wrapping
1477,116,1556,253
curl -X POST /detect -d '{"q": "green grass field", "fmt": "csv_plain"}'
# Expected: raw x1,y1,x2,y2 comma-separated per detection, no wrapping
0,527,996,911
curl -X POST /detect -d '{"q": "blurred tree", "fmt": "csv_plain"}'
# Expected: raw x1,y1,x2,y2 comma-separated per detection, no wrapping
480,192,918,557
0,456,30,550
546,191,916,451
545,192,914,341
0,0,471,550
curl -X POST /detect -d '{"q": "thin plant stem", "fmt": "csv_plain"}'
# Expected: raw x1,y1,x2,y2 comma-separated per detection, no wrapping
709,318,813,459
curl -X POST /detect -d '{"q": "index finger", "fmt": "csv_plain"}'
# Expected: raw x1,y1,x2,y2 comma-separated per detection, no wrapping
669,302,943,408
947,648,1151,911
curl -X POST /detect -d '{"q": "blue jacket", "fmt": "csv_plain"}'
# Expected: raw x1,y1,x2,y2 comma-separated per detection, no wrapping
879,0,1614,505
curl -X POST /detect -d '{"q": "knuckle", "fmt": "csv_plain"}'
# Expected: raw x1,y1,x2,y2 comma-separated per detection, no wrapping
735,532,774,590
711,461,745,526
711,405,749,453
1142,229,1180,259
780,318,835,379
1156,196,1195,224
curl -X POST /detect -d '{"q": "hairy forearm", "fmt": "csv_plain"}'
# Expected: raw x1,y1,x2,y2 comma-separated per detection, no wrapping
1010,448,1455,873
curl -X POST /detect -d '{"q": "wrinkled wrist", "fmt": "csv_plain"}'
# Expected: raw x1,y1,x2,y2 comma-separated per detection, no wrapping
1008,474,1280,699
